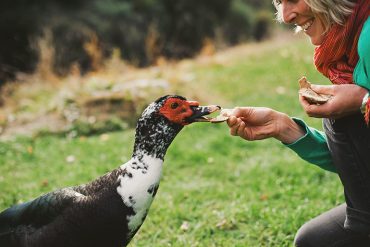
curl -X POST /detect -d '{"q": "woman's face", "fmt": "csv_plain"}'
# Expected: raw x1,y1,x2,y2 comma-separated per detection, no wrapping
280,0,326,45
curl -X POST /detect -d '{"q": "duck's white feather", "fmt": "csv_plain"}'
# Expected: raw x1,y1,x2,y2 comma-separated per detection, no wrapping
117,152,163,233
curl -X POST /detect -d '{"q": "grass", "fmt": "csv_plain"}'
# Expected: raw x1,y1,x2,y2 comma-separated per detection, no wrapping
0,35,343,246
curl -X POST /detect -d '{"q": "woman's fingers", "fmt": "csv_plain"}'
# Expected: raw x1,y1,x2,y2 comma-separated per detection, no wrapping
300,84,366,119
310,84,334,95
226,115,238,127
237,120,246,137
229,117,242,136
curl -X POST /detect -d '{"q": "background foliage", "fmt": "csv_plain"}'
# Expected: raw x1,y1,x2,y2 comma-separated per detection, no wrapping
0,0,275,83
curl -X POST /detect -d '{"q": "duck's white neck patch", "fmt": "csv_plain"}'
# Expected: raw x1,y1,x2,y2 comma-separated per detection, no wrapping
116,151,163,234
141,102,157,118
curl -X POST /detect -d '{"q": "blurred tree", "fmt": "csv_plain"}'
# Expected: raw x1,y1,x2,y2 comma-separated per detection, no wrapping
0,0,275,84
253,10,274,41
158,0,231,58
221,0,254,45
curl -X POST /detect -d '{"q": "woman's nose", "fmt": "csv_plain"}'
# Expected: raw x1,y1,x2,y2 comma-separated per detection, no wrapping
281,3,297,24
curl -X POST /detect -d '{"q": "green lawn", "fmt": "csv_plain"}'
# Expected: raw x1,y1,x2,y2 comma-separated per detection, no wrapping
0,37,343,246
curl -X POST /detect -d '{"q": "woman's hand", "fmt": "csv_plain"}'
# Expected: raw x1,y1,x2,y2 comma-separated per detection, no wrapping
299,84,367,119
226,107,306,144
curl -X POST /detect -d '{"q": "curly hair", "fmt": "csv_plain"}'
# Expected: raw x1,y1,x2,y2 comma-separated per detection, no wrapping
272,0,357,31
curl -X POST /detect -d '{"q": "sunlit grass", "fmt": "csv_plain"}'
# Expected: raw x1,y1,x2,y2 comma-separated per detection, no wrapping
0,36,342,246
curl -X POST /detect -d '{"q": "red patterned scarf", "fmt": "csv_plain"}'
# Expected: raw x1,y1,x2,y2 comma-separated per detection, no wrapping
313,0,370,84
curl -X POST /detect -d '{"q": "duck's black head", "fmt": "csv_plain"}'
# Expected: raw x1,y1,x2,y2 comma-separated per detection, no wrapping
133,95,220,159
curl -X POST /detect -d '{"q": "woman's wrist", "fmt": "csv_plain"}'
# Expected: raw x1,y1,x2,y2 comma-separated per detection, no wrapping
360,91,369,113
360,89,370,125
274,112,306,144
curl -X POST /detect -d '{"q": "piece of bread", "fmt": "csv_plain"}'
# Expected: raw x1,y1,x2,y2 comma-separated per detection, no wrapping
298,76,332,104
210,108,232,123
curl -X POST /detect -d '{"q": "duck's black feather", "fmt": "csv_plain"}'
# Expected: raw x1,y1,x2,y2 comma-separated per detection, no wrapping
0,168,136,247
0,188,79,246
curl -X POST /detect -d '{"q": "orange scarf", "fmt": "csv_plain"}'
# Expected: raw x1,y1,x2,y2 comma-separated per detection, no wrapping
314,0,370,85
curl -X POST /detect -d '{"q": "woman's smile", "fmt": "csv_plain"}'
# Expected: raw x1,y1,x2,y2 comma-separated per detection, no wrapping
281,0,327,45
297,15,326,45
299,18,314,31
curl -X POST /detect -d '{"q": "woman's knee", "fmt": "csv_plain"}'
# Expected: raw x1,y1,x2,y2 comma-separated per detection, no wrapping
293,204,353,247
294,222,316,247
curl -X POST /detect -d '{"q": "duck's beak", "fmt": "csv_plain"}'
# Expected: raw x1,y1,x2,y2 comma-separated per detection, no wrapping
186,103,221,123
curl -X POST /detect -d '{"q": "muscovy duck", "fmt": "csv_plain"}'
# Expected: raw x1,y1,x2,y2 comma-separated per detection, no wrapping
0,95,220,247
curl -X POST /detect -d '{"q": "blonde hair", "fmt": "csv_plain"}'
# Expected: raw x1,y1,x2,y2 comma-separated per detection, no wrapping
272,0,357,31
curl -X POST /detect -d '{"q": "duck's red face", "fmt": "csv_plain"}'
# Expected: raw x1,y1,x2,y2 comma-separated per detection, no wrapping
159,97,220,125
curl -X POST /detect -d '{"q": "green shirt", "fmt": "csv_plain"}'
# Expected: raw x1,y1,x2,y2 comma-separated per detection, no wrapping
284,16,370,173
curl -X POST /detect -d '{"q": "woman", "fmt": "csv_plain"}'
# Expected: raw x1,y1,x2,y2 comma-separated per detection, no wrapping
227,0,370,246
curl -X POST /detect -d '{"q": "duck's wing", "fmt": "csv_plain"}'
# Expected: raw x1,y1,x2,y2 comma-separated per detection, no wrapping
0,188,84,244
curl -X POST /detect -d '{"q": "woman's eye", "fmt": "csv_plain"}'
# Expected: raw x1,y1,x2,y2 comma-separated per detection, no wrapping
170,102,179,109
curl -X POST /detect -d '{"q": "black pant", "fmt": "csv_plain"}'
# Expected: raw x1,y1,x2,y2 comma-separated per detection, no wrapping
295,113,370,247
294,203,370,247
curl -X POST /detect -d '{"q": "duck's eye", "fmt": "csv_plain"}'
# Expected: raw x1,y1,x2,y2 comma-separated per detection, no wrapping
170,102,179,109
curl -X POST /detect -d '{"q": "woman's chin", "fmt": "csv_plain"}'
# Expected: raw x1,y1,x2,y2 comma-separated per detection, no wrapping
308,35,325,46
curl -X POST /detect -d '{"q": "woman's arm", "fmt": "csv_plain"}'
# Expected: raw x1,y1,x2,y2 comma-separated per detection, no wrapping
227,107,336,172
227,107,305,143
